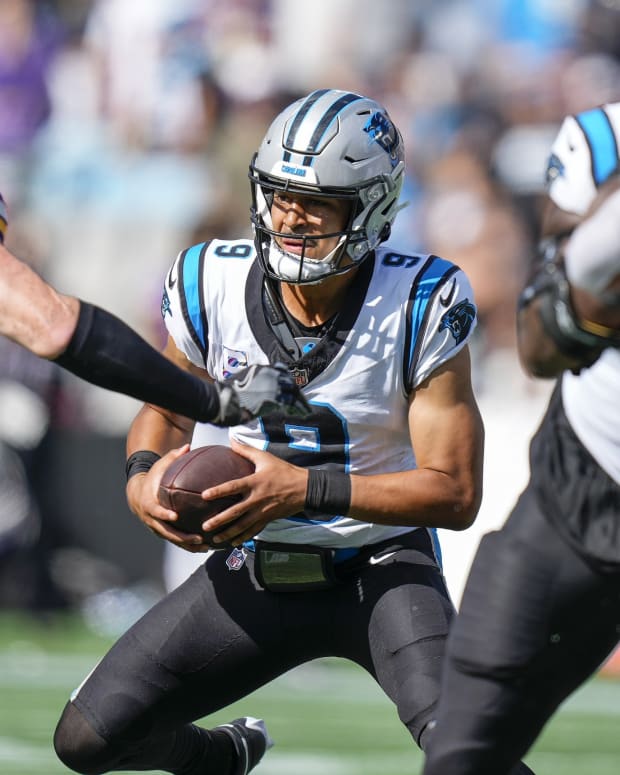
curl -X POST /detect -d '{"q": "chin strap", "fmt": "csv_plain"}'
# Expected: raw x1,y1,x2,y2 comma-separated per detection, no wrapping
262,280,304,359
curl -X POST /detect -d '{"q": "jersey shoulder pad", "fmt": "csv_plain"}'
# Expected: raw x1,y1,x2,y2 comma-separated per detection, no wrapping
161,242,210,368
405,257,477,389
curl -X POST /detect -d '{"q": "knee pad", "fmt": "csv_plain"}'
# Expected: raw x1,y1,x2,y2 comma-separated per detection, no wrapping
370,580,452,746
54,701,118,775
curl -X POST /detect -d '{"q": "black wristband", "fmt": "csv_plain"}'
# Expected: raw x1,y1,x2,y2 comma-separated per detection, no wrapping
305,469,352,515
126,450,161,481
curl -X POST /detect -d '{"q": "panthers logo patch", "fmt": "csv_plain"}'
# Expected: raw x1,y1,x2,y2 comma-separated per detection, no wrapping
439,299,476,344
161,289,171,318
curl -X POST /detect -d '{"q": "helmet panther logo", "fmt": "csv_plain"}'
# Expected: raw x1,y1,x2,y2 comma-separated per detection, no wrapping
439,299,476,344
363,112,400,167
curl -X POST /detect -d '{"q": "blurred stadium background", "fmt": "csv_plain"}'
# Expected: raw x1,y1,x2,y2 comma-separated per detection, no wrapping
1,1,620,772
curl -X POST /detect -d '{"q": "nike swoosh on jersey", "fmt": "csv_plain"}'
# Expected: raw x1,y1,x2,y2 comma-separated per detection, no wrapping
167,264,178,289
368,551,398,565
439,278,457,307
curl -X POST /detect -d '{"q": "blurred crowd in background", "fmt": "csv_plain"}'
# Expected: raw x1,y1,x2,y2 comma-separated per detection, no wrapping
1,0,620,621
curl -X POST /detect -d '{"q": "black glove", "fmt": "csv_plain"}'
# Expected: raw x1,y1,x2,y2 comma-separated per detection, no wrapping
526,258,613,373
212,363,311,426
0,194,7,244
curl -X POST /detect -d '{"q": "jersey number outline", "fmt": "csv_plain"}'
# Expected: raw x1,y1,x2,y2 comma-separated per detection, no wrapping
382,252,420,268
261,401,349,524
214,243,252,259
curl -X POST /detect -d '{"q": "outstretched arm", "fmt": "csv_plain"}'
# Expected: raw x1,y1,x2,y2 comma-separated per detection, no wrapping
0,245,221,421
0,196,308,423
0,242,80,358
563,187,620,325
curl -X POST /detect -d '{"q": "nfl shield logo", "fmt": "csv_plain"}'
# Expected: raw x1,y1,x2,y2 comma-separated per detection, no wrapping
226,547,247,571
222,347,248,380
291,366,309,387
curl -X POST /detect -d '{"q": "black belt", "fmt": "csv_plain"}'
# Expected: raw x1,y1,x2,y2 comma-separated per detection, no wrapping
247,532,424,593
243,540,360,564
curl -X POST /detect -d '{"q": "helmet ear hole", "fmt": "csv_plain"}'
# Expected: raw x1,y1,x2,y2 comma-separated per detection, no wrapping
379,223,391,243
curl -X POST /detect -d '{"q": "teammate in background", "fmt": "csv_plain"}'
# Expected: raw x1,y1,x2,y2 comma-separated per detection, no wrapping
0,194,307,427
422,103,620,775
54,89,485,775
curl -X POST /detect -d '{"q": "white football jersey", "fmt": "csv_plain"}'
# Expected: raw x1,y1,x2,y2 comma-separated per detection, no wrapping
161,239,477,549
562,350,620,486
545,101,620,486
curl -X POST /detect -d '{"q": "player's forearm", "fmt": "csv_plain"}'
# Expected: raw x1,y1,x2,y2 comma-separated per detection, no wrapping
0,245,79,357
564,188,620,296
563,189,620,328
347,466,481,531
516,255,617,378
348,350,484,530
517,300,581,378
54,302,221,422
126,403,194,459
125,405,193,518
569,282,620,330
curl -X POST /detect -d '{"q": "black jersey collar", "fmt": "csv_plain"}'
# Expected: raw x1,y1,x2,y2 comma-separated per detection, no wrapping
245,255,375,386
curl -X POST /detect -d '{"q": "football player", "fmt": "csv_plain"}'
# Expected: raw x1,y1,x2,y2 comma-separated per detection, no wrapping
422,104,620,775
54,89,487,775
0,194,307,427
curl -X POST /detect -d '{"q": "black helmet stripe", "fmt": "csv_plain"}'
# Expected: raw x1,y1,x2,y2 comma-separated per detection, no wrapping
282,89,364,166
302,92,364,166
283,89,330,162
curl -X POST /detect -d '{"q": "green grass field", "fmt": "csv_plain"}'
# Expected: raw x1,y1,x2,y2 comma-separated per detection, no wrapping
0,611,619,775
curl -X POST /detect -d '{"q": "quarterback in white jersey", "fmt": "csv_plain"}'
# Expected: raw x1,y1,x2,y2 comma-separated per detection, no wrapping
54,90,485,775
163,238,476,549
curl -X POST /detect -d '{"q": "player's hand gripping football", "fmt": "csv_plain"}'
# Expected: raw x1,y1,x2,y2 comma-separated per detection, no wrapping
126,444,210,551
212,363,310,426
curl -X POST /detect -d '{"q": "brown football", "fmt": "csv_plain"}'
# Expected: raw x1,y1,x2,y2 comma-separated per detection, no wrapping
158,445,254,547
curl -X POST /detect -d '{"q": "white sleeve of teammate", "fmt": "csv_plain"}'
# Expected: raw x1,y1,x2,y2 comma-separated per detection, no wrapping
410,269,478,388
161,251,207,369
563,188,620,294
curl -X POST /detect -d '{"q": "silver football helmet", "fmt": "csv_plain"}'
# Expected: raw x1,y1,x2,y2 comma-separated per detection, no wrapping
249,89,406,284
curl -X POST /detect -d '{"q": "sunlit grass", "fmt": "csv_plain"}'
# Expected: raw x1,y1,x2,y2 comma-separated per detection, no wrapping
0,611,618,774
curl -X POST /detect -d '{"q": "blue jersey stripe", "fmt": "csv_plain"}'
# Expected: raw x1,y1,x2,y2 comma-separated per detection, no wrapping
406,256,455,371
576,107,619,185
428,527,443,571
181,242,207,353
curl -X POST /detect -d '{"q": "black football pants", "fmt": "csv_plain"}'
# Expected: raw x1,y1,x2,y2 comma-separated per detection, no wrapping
56,529,453,773
422,485,620,775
